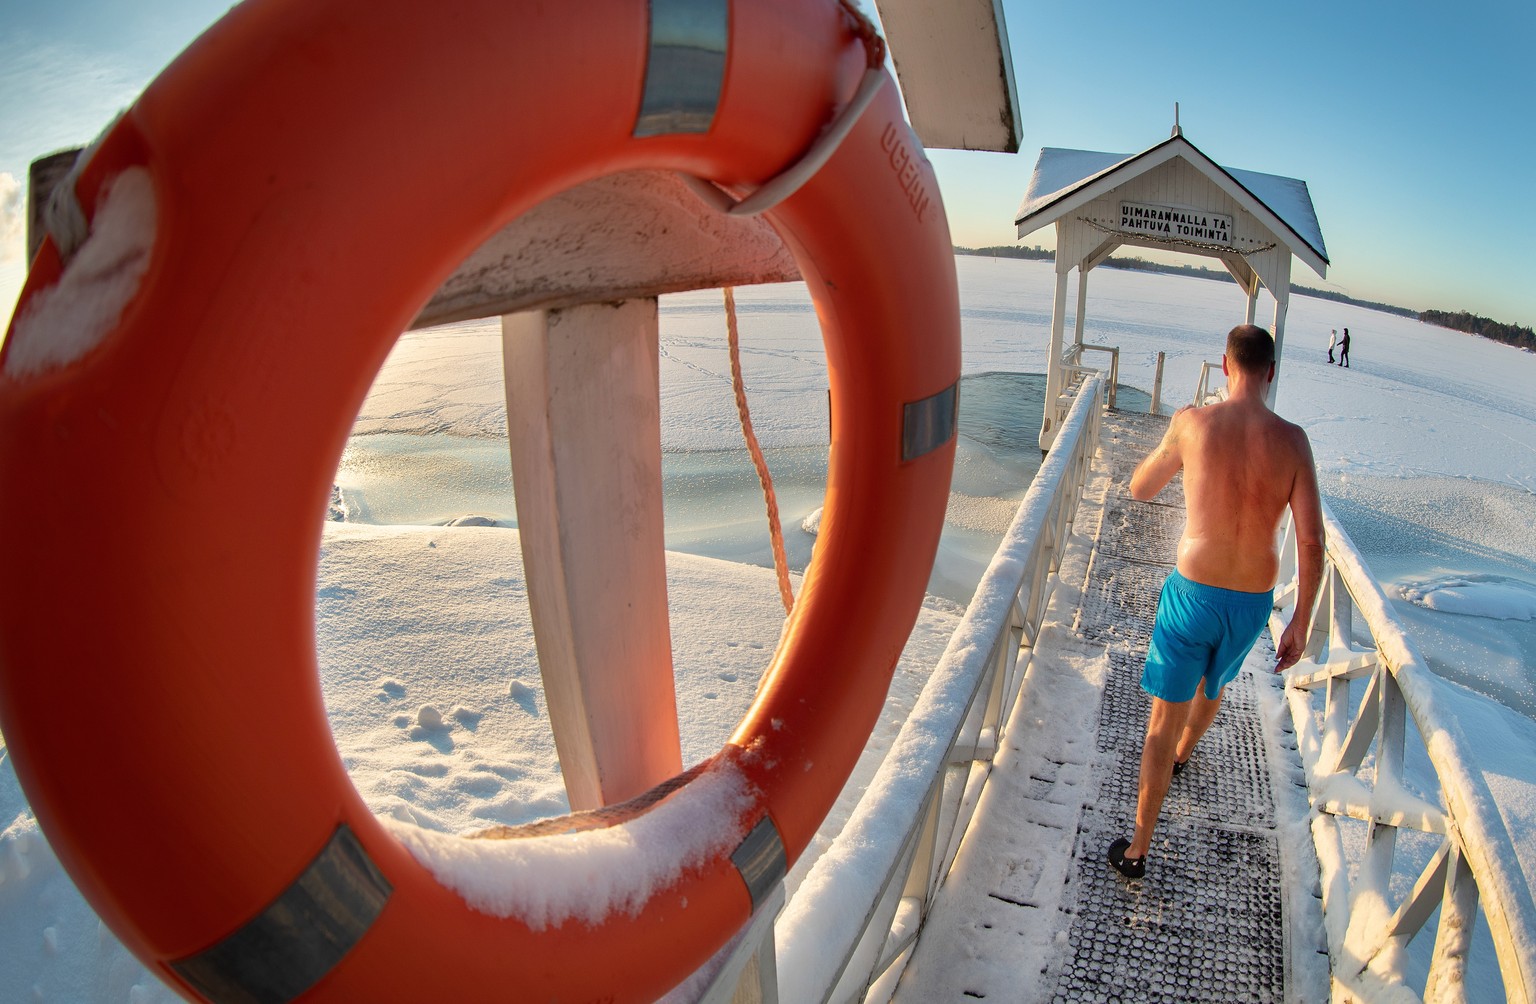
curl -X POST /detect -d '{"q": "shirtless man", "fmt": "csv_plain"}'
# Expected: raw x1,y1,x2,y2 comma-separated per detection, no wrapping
1107,324,1324,879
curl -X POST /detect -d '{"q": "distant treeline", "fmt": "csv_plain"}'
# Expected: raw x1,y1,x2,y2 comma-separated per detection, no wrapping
1291,285,1417,318
961,245,1055,261
1419,310,1536,352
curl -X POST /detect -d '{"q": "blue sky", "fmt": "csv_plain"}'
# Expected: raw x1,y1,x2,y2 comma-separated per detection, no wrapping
2,0,1533,328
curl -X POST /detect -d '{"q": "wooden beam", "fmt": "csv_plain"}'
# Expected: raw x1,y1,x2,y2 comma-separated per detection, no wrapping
417,170,798,327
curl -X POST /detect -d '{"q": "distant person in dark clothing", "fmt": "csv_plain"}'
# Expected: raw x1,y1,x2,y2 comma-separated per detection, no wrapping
1338,328,1351,368
1327,329,1337,363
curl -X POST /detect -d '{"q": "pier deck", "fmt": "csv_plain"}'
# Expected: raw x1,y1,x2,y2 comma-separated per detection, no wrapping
894,407,1327,1002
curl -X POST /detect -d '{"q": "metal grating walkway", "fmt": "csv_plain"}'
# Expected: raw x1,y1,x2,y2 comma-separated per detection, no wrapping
895,408,1315,1003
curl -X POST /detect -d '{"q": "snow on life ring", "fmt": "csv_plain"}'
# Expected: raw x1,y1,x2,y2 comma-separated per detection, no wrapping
0,0,959,1000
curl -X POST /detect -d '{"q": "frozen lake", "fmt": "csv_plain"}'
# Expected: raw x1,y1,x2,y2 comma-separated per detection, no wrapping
4,254,1534,1002
338,256,1536,718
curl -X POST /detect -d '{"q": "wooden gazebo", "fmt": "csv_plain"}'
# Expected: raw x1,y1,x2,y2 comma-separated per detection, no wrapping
1016,126,1328,447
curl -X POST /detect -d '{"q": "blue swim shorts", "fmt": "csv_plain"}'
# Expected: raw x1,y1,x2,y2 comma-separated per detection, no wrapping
1141,569,1274,702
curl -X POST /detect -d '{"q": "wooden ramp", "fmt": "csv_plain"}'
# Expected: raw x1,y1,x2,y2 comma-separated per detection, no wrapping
893,407,1328,1003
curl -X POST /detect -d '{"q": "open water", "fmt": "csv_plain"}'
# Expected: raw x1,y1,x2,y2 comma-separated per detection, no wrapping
334,372,1150,606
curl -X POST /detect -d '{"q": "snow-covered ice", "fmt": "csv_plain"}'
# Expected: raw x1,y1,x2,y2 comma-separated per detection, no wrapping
1399,574,1536,622
2,254,1534,1000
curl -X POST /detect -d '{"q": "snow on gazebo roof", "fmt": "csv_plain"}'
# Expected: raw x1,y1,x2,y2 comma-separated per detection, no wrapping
1015,135,1329,277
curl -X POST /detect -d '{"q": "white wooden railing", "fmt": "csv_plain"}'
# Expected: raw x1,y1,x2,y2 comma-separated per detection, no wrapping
1064,342,1119,408
1192,359,1225,406
1273,508,1536,1003
766,375,1106,1002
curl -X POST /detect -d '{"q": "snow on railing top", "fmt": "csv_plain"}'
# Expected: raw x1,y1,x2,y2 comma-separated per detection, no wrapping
774,375,1105,1001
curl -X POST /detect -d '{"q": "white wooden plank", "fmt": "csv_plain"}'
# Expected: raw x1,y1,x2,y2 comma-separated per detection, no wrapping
416,170,798,329
502,299,682,811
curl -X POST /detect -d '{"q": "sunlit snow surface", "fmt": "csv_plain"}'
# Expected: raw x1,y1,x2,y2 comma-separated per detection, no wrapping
1400,575,1536,622
2,255,1534,1000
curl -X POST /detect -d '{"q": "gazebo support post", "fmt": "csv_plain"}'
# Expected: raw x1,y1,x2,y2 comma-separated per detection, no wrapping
1073,266,1089,351
1266,254,1292,409
1040,259,1071,450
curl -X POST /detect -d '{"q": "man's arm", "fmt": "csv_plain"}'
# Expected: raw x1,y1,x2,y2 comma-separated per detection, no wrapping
1129,406,1189,501
1275,430,1326,671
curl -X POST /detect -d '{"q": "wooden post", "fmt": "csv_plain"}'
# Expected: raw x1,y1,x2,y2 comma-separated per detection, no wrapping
1072,266,1088,350
1268,258,1292,409
1150,351,1165,414
1424,847,1480,999
502,299,682,811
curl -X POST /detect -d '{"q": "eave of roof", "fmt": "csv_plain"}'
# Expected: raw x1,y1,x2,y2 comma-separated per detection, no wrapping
1014,135,1329,275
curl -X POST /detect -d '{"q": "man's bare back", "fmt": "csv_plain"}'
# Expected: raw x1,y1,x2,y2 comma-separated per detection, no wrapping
1130,397,1319,593
1126,331,1325,671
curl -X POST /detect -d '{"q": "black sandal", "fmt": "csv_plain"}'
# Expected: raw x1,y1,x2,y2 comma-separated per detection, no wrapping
1107,838,1146,879
1172,756,1190,777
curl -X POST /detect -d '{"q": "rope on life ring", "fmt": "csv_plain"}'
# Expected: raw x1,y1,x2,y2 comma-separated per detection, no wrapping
0,0,960,1000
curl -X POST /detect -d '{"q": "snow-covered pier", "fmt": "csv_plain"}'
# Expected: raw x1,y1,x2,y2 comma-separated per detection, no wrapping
795,375,1536,1003
894,404,1324,1002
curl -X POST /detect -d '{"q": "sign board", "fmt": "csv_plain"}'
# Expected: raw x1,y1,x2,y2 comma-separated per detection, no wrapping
1119,201,1232,246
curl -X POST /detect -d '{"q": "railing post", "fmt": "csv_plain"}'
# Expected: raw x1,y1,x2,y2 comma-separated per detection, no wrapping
1328,564,1355,659
1300,567,1333,664
1320,673,1351,773
1424,847,1480,1002
1150,351,1165,415
1002,595,1029,711
982,632,1010,744
1049,486,1069,573
904,782,944,905
1377,670,1407,789
1344,669,1407,968
1274,515,1299,611
683,885,787,1004
729,933,780,1004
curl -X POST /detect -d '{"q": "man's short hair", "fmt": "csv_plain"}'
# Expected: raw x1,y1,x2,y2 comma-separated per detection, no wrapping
1226,324,1275,374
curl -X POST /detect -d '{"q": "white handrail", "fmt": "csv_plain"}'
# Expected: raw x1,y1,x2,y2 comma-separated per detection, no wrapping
773,375,1106,1002
1273,507,1536,1002
1066,342,1119,408
1192,359,1225,406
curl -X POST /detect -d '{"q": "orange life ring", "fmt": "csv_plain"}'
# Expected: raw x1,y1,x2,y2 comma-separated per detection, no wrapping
0,0,959,1000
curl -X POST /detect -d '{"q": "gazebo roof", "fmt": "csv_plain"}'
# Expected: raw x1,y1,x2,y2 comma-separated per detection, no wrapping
1014,135,1328,277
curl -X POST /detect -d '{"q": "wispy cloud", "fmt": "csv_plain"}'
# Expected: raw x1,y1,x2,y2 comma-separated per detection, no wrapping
0,34,143,184
1,173,24,265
